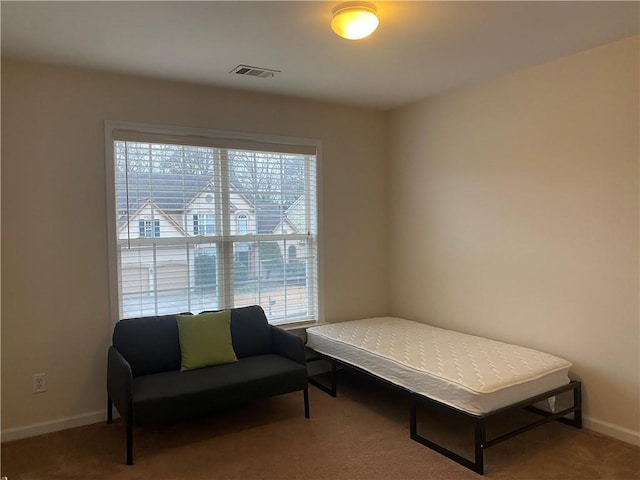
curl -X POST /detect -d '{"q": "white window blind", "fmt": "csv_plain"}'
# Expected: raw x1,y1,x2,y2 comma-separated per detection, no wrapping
108,126,318,325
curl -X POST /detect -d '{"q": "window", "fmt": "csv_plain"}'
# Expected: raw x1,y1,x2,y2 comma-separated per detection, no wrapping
237,214,248,235
193,214,215,236
138,219,160,238
106,123,319,325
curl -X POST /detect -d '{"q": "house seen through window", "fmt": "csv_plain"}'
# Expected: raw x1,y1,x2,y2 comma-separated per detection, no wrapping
108,125,319,325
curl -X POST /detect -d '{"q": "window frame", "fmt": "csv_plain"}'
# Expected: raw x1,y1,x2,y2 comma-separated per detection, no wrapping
105,121,323,326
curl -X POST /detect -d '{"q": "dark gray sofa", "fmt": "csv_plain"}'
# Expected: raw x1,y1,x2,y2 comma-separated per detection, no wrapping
107,305,309,465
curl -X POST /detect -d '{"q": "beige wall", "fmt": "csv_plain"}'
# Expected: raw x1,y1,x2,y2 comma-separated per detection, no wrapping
389,36,639,440
1,61,389,432
3,35,638,444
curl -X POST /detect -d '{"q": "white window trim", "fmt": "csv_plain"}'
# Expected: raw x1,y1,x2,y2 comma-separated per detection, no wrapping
104,120,324,325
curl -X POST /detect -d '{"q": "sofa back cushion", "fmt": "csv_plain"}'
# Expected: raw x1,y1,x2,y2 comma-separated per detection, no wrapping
112,305,272,375
113,314,182,376
230,305,272,358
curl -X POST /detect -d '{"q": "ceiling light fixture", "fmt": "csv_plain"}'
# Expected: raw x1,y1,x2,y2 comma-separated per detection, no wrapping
331,2,379,40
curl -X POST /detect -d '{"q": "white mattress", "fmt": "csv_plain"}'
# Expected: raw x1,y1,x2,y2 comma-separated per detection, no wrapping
306,317,572,415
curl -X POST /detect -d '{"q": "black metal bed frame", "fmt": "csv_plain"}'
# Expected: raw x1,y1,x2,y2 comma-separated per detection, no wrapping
307,350,582,475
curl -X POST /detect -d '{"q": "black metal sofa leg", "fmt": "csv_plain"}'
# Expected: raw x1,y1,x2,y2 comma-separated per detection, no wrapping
107,396,113,424
303,387,310,418
126,417,134,465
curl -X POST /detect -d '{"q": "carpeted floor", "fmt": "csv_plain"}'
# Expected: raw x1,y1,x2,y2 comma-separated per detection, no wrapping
2,371,639,480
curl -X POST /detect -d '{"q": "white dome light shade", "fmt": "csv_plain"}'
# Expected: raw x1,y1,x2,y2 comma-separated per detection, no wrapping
331,2,379,40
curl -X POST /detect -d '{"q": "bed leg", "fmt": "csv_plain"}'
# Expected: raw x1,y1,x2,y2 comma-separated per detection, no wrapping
410,398,417,438
330,359,337,397
308,356,338,397
474,420,485,475
410,396,486,475
573,381,582,429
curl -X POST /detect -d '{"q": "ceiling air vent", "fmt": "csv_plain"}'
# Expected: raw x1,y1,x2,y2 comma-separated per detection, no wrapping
230,64,280,79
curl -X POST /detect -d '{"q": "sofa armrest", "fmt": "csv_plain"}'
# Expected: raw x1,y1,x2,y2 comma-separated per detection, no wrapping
270,326,306,366
107,346,133,419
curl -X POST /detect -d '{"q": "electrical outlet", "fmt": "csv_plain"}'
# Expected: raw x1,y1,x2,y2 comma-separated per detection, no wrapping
32,373,47,393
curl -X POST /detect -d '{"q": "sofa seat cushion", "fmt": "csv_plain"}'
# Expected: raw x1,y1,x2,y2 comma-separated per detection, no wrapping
131,354,307,424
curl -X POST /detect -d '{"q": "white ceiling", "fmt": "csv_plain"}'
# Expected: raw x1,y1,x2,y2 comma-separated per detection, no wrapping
2,1,638,109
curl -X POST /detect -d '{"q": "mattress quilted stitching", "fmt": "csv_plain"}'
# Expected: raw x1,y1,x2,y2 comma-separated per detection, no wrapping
310,317,571,394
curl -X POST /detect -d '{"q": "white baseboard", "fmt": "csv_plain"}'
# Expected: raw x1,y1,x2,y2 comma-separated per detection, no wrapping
2,409,638,448
583,416,640,446
1,409,116,443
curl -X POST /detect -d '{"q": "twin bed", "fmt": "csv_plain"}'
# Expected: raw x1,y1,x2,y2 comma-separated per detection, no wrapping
306,317,582,475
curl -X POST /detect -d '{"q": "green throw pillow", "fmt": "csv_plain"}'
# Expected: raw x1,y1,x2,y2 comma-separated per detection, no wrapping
176,310,237,372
